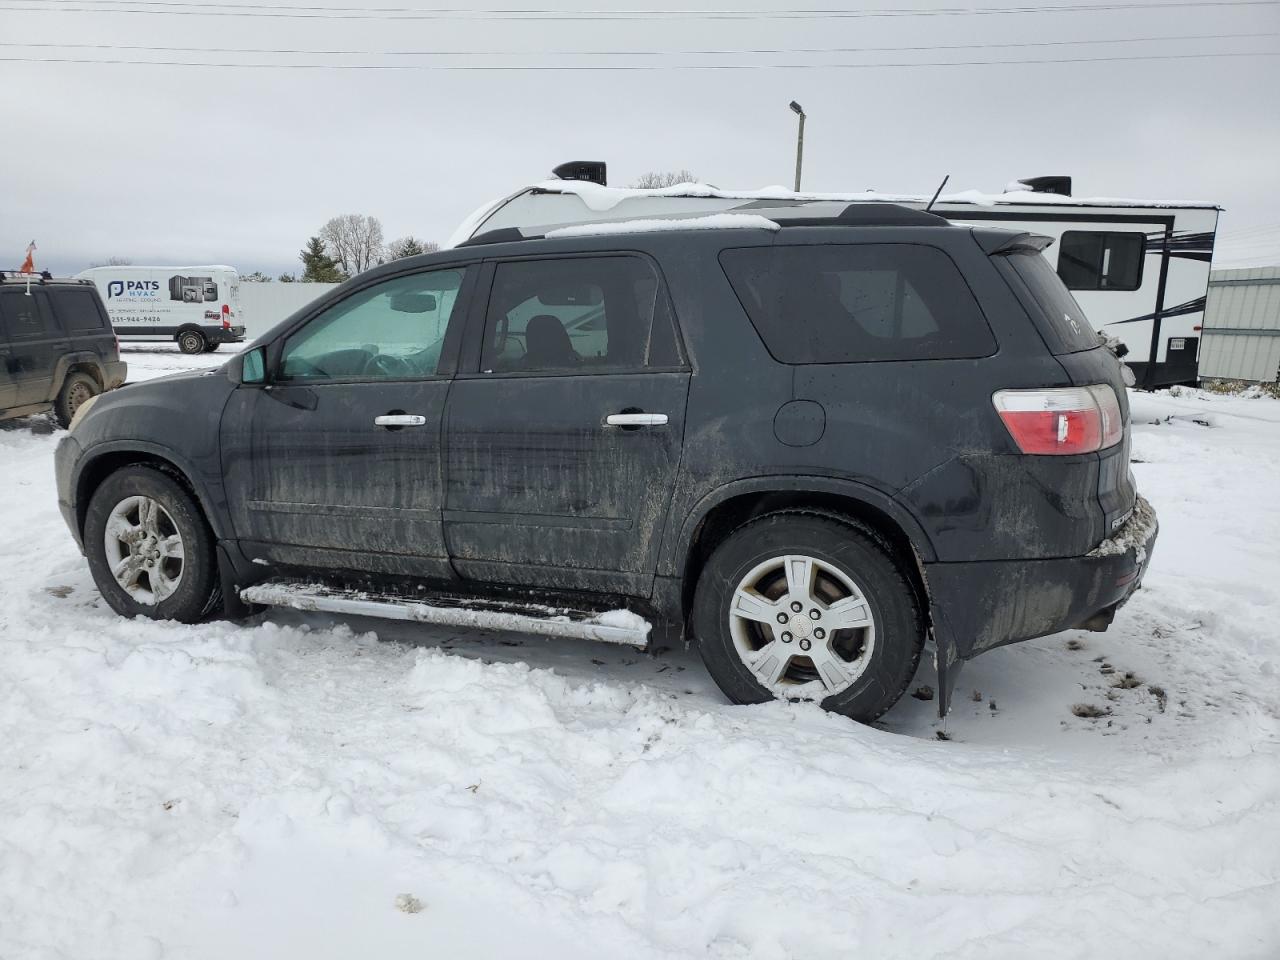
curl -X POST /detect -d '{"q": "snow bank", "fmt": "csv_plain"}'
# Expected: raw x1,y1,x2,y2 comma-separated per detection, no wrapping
546,213,779,238
2,374,1278,958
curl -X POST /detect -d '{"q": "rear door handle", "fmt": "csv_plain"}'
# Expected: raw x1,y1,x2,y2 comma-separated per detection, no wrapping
374,414,427,427
606,412,668,427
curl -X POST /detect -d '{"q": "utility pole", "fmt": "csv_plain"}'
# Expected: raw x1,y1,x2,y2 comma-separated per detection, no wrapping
789,101,806,193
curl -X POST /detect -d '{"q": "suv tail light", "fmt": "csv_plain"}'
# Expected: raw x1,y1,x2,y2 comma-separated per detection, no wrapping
221,303,232,329
992,385,1124,455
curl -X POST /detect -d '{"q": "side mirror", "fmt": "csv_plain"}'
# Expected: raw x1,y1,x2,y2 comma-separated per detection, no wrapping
229,345,267,385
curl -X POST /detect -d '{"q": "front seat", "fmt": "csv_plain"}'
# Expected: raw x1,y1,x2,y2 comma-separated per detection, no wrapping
523,314,579,369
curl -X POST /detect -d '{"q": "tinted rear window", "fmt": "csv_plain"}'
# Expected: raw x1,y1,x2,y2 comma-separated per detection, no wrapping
1003,249,1101,353
719,243,995,364
52,288,107,332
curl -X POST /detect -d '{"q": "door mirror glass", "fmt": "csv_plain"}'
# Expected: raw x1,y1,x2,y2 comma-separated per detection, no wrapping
242,346,266,384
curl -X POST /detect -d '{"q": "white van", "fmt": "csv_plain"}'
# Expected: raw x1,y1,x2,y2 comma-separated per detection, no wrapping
75,265,247,354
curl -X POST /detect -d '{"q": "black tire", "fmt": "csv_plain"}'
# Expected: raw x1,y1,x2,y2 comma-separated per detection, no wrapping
84,465,221,623
178,330,207,354
203,342,221,353
691,511,924,723
53,371,99,428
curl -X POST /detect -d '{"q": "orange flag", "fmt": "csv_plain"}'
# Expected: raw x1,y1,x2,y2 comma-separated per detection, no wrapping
18,241,36,274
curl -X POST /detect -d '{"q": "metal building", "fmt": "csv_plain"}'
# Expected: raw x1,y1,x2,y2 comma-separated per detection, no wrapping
1199,266,1280,384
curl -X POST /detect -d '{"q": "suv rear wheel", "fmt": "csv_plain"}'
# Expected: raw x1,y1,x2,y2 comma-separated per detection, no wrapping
84,465,220,622
53,371,99,428
691,511,924,722
203,342,221,353
178,330,207,354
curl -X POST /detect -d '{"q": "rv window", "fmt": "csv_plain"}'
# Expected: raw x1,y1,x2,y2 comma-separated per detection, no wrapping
53,289,107,332
1056,231,1144,291
719,243,995,364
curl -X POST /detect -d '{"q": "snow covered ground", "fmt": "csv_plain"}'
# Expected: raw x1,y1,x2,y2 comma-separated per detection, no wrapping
1,347,1278,959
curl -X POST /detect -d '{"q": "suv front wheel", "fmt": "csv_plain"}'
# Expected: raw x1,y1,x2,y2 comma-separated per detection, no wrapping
84,465,220,622
691,511,924,722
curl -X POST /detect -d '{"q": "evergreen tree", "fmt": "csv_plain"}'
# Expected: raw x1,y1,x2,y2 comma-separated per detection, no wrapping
299,237,345,283
387,235,437,260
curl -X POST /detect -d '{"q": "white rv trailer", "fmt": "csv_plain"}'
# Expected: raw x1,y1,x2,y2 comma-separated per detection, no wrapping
450,173,1219,388
75,264,247,354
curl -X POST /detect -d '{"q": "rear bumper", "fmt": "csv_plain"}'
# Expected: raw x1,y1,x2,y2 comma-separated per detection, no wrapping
103,360,127,389
208,325,246,344
924,494,1158,662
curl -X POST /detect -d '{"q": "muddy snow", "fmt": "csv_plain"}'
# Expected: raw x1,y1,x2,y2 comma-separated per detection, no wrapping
1,347,1277,958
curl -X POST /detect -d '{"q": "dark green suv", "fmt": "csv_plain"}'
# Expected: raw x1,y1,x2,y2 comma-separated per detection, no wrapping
0,272,126,427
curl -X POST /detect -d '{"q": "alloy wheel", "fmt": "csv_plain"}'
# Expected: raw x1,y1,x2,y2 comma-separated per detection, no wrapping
102,495,186,605
727,553,877,698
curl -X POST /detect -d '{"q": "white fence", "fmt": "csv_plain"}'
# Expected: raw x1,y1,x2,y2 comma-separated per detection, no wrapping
238,282,340,339
1199,267,1280,383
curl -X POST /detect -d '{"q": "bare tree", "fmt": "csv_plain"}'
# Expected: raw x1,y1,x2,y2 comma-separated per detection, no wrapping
319,214,385,276
630,170,698,189
87,256,133,268
386,236,440,260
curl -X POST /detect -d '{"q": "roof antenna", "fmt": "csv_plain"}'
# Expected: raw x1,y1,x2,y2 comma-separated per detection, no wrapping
924,174,950,212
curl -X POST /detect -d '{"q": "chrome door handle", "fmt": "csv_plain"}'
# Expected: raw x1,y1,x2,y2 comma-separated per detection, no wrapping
374,414,426,427
606,412,668,427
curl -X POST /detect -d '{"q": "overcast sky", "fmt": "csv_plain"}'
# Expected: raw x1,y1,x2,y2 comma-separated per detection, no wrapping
2,0,1278,276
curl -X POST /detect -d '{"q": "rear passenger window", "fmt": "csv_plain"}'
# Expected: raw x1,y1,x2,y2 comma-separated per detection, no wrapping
719,244,995,364
54,289,107,331
0,291,48,339
1056,231,1144,290
1002,249,1101,354
481,256,682,374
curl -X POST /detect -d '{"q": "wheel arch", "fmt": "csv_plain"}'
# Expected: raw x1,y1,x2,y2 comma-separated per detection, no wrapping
73,442,227,542
670,478,937,626
173,324,208,346
50,352,104,396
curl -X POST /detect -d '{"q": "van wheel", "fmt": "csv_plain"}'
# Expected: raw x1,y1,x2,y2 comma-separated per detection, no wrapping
178,330,207,354
53,371,99,428
691,511,924,723
84,465,221,623
203,342,221,353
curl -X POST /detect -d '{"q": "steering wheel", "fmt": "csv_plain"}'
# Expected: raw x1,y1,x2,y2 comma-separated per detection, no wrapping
365,352,413,378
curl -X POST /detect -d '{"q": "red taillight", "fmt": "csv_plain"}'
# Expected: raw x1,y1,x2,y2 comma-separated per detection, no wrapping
992,385,1124,455
221,303,232,329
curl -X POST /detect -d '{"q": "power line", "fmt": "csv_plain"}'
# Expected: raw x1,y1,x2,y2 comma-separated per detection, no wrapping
3,0,1277,20
3,50,1276,69
2,31,1273,57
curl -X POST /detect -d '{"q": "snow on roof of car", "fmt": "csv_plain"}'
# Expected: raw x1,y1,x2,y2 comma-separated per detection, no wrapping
544,213,781,238
526,179,1221,213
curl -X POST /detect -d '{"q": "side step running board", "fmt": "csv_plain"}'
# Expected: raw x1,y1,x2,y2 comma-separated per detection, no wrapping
240,581,652,648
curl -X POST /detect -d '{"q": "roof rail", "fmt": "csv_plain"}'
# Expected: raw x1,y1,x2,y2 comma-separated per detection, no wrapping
775,203,949,228
0,270,54,283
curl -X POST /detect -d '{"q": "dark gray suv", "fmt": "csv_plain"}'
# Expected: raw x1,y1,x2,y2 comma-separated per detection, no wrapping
2,273,126,427
54,204,1156,719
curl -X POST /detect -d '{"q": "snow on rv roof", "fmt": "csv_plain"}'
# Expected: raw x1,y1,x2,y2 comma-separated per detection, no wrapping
76,264,239,273
545,213,780,238
525,179,1220,213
